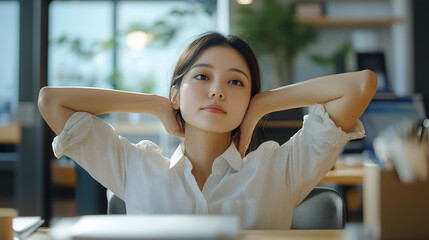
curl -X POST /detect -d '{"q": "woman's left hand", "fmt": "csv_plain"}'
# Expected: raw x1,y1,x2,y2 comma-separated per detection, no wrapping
234,94,265,158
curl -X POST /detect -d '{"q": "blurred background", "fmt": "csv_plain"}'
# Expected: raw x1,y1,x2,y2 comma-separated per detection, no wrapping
0,0,428,227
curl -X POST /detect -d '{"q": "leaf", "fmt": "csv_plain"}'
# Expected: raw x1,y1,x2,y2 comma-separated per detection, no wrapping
309,41,352,66
309,54,334,66
235,0,317,63
56,35,68,45
336,41,352,56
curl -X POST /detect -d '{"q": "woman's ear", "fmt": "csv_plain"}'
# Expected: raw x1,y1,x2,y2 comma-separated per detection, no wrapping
170,86,180,110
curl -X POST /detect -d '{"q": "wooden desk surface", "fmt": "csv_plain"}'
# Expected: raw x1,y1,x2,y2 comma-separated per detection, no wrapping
0,122,21,144
27,228,345,240
318,157,366,186
240,229,344,239
319,168,364,185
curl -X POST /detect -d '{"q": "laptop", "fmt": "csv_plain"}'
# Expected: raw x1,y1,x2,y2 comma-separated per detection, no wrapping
360,93,426,152
50,215,239,240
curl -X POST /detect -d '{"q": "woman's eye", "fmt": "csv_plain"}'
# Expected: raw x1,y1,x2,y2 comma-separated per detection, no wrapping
195,74,209,80
229,80,243,86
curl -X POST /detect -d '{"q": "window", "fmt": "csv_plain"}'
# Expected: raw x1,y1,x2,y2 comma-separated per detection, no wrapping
49,1,114,88
49,0,217,97
0,1,19,124
117,1,217,96
48,0,217,154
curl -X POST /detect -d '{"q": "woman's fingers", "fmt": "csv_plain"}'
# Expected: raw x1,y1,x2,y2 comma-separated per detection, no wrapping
159,106,185,138
238,130,251,158
169,118,185,137
238,116,257,158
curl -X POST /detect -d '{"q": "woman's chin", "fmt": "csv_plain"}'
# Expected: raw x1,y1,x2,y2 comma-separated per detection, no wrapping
190,125,238,134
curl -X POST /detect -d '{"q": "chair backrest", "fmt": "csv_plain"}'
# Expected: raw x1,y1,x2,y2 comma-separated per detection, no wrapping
291,186,346,229
107,187,346,229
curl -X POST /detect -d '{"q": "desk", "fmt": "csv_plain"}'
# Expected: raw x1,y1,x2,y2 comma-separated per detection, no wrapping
318,158,366,221
319,168,364,185
0,122,21,144
319,156,368,186
240,230,344,239
27,228,345,240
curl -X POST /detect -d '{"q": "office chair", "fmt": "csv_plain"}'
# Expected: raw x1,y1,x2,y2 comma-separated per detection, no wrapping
107,187,346,229
291,186,346,229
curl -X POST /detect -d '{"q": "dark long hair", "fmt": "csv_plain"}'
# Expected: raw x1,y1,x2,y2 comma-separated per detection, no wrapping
170,32,261,133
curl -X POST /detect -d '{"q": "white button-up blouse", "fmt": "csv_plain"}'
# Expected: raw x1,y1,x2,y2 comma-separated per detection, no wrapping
52,104,364,229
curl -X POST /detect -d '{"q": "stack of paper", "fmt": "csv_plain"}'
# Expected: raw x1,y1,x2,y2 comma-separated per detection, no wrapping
50,215,239,240
13,216,44,240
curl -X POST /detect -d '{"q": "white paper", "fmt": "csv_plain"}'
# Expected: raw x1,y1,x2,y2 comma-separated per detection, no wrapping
13,216,45,240
50,215,239,240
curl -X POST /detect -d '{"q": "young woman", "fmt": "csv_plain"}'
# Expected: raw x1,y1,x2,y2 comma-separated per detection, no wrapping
38,32,377,229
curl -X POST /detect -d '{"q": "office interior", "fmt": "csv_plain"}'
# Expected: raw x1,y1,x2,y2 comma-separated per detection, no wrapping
0,0,428,236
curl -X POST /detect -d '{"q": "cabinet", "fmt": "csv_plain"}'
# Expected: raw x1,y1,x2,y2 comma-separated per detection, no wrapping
0,123,21,171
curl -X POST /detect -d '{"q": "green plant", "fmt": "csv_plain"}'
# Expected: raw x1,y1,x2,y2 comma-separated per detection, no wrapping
310,41,352,68
236,0,317,86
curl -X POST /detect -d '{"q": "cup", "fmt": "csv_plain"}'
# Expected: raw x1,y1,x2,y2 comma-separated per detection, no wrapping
0,208,17,240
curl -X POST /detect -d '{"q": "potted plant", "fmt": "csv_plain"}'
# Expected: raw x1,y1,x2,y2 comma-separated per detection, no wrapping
235,0,317,87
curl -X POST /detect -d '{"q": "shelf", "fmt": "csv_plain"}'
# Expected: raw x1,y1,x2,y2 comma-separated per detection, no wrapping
296,17,400,26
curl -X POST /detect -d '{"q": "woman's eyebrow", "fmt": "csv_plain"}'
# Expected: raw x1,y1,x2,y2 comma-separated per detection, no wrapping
191,64,249,80
230,68,249,80
191,63,213,69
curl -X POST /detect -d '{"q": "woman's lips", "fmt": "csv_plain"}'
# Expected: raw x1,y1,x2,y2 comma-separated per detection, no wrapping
202,104,226,114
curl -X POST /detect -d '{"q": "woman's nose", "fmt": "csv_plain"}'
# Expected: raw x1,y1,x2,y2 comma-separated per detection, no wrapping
209,83,225,100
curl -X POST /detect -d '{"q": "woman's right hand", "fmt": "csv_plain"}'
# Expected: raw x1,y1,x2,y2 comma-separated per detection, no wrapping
157,98,185,138
39,87,186,137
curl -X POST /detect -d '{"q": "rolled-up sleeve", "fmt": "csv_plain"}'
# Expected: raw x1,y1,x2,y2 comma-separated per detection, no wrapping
52,112,131,198
277,104,365,206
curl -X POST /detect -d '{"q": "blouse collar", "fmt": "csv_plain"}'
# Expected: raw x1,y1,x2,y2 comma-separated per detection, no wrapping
169,141,243,171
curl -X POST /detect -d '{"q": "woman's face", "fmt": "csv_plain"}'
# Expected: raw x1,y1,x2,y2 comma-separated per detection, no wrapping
177,46,252,133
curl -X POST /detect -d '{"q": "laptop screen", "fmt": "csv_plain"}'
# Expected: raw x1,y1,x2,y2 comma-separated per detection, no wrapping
360,93,427,151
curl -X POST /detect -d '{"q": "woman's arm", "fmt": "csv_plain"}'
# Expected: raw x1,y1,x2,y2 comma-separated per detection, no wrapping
237,70,377,156
38,87,183,136
255,70,377,132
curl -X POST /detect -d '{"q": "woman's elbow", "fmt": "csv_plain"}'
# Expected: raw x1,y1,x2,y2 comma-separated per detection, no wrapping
38,86,55,114
359,70,378,98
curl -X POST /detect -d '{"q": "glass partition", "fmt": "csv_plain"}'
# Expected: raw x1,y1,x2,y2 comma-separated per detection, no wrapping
0,1,19,125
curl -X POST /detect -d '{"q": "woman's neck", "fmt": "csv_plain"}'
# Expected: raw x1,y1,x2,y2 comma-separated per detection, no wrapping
183,124,231,190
